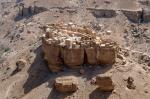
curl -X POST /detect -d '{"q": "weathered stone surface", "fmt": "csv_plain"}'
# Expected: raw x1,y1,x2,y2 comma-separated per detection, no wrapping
42,38,62,65
122,9,142,23
16,59,27,68
85,47,97,65
126,76,136,89
62,48,84,68
88,8,116,18
55,76,78,93
143,8,150,22
97,43,116,65
95,74,114,91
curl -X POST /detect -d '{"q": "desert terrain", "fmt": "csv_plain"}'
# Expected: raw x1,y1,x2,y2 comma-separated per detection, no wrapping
0,0,150,99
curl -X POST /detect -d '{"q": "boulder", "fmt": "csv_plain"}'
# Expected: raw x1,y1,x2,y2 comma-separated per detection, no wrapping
85,47,97,65
143,8,150,22
55,76,78,93
126,76,136,89
95,74,114,91
42,38,62,65
16,59,27,68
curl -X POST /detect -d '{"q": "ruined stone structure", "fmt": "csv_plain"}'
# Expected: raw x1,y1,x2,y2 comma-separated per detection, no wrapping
42,23,117,72
55,76,78,93
95,74,114,91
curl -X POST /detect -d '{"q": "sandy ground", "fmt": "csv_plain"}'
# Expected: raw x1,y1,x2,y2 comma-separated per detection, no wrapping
0,0,150,99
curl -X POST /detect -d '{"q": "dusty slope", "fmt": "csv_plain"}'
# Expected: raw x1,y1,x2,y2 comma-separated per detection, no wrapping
0,0,150,99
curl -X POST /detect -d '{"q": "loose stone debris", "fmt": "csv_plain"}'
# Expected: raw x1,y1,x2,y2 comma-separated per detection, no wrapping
16,59,27,68
42,23,117,72
54,76,78,93
88,8,117,18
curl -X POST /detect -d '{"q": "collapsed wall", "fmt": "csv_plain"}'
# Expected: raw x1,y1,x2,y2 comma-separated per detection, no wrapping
42,23,117,72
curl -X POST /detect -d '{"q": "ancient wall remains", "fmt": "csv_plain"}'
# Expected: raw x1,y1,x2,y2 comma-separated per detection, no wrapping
42,23,117,72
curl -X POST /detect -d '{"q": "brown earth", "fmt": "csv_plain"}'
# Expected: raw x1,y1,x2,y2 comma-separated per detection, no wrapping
0,0,150,99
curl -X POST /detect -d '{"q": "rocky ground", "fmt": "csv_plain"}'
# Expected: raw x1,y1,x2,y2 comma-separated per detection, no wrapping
0,0,150,99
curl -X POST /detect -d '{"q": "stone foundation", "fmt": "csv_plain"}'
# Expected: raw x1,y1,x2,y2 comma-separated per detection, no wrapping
122,9,142,23
95,74,114,91
42,23,117,72
55,76,78,93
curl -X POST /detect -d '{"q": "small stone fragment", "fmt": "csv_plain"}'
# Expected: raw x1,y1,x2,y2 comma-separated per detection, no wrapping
11,59,27,75
16,59,27,68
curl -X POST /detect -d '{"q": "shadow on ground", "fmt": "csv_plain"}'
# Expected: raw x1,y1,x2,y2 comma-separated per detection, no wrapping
23,46,50,93
23,46,113,98
89,88,112,99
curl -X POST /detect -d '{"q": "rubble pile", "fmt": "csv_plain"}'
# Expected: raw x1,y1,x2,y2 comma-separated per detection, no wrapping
42,23,117,71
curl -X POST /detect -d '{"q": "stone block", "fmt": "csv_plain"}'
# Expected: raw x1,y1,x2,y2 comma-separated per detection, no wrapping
62,47,84,68
97,44,116,65
122,9,142,23
55,76,78,93
95,74,114,91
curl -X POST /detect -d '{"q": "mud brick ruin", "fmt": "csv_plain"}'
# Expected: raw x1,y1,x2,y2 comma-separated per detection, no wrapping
42,23,117,72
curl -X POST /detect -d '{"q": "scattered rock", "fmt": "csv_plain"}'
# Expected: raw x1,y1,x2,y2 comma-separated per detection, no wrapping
121,60,126,65
97,42,116,65
126,76,136,89
95,74,114,91
106,30,112,35
11,59,26,75
85,47,97,65
122,9,142,23
55,76,78,93
90,78,96,85
89,8,116,18
117,54,124,60
16,59,27,68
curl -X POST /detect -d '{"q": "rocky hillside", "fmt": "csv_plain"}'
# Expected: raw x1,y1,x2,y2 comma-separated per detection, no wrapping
0,0,150,99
